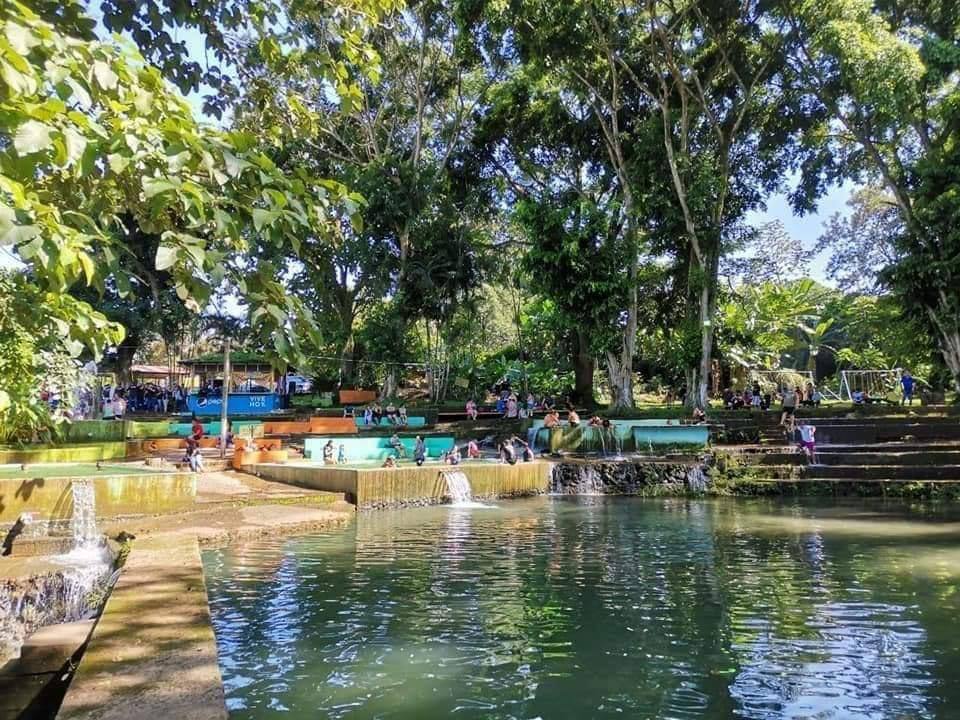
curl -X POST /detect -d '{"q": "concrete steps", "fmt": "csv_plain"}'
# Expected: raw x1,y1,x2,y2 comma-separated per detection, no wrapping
817,450,960,466
803,464,960,480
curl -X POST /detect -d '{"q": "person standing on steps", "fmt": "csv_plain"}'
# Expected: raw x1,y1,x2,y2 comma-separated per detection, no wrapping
797,423,817,464
780,386,798,433
901,371,916,406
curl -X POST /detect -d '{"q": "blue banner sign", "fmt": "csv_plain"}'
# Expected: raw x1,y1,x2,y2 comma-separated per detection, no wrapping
187,393,279,415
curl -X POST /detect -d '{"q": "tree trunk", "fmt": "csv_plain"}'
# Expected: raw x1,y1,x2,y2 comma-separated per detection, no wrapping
605,351,634,409
605,234,639,410
573,329,594,405
381,367,397,400
339,332,356,387
686,245,720,410
927,302,960,393
115,337,139,386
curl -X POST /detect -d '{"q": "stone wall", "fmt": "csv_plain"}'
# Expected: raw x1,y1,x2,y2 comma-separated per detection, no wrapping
549,460,710,495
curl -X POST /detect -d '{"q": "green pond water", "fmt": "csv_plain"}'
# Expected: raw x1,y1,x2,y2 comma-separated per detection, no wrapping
203,497,960,719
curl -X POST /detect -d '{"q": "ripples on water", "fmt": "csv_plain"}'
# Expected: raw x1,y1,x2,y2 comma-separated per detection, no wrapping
202,498,960,719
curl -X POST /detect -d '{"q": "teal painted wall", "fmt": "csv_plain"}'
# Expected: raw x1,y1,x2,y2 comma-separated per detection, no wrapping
304,435,455,461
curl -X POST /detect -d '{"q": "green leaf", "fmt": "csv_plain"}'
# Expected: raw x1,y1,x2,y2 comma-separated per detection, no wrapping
143,177,181,198
222,150,246,178
6,22,39,56
252,208,279,231
0,223,39,247
108,153,130,174
155,244,178,271
92,60,118,90
77,251,96,285
0,59,37,96
62,126,87,167
14,120,55,155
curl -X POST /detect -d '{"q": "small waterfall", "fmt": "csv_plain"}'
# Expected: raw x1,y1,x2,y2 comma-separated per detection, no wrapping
442,470,473,505
686,465,708,493
70,478,99,549
550,464,604,495
597,427,607,456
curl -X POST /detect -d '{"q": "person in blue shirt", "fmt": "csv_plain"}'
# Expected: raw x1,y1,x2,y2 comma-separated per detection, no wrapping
901,371,916,406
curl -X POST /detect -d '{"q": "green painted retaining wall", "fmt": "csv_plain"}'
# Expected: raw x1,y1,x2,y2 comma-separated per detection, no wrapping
125,421,174,439
63,421,125,443
0,442,128,465
0,472,196,526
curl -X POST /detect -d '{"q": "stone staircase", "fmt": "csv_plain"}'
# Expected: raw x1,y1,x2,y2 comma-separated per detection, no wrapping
716,410,960,493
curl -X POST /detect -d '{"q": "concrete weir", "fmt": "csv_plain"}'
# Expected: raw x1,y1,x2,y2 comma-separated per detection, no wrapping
0,472,196,529
250,461,552,509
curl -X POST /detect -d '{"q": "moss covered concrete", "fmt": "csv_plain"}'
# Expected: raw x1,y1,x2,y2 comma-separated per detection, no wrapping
0,472,196,526
251,461,551,509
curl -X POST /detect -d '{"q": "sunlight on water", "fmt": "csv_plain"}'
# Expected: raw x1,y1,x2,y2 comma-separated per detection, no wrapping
203,498,960,719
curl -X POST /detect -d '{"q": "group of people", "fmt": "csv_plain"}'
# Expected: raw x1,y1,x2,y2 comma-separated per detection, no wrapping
543,406,580,428
355,403,409,427
464,389,560,421
724,382,824,413
105,384,190,416
367,432,538,468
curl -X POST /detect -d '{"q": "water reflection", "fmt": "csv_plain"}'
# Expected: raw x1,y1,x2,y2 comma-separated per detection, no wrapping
203,498,960,719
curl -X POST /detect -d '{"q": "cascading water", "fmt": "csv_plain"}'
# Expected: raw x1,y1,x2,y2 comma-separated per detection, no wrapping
442,470,473,505
441,470,494,509
0,479,115,662
69,478,99,549
685,465,709,493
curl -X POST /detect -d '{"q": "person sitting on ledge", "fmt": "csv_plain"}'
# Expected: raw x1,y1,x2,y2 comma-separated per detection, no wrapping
544,410,560,428
188,445,204,473
323,439,335,465
398,405,408,426
465,398,479,421
691,406,706,424
389,433,406,458
385,403,397,424
722,387,735,410
446,444,462,465
467,439,481,459
568,408,580,426
515,436,535,462
499,439,517,465
372,403,383,425
588,415,603,427
382,455,397,468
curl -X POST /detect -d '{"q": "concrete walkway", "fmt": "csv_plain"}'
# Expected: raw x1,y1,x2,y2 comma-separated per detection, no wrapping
56,470,353,719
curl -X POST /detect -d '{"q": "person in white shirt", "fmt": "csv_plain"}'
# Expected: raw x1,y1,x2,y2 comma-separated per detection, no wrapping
797,423,817,464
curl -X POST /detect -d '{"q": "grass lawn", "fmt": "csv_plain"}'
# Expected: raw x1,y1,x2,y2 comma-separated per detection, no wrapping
0,463,157,479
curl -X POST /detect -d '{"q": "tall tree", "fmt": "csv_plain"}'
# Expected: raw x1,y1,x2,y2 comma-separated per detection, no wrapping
785,0,960,389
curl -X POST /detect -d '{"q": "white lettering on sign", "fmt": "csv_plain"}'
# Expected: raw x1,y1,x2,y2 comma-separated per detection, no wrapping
248,395,267,408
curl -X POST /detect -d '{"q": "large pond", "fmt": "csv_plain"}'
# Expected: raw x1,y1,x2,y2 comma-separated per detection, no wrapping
203,497,960,719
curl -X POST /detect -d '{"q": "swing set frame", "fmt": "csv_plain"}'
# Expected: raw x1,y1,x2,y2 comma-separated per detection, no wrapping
839,368,903,402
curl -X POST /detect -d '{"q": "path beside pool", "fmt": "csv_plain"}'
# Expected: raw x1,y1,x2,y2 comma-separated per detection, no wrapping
55,471,353,720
